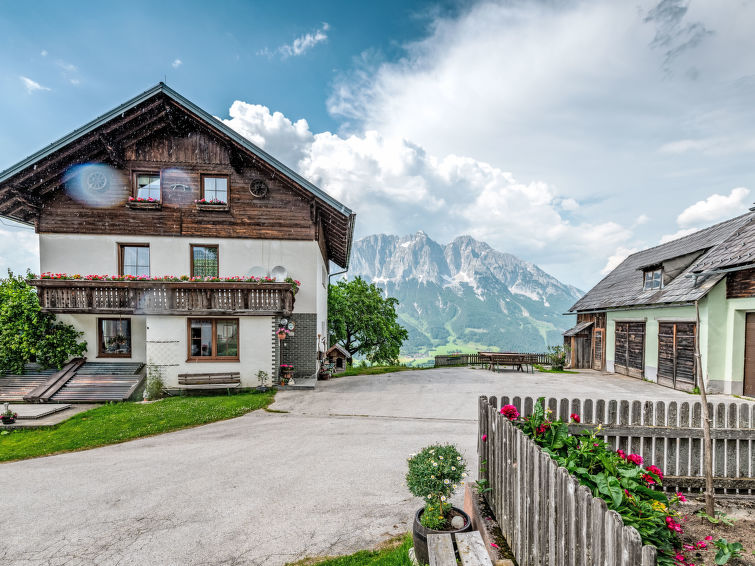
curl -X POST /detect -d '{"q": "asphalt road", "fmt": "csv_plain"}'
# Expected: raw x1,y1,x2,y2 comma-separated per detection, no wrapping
0,368,723,565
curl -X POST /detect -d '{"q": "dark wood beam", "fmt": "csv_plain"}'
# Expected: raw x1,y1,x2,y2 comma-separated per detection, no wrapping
98,134,125,168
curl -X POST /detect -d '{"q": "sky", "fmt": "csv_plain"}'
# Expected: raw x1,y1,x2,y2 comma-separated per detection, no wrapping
2,0,755,290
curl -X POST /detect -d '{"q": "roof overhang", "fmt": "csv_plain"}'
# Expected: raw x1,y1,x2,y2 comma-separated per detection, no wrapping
563,321,593,336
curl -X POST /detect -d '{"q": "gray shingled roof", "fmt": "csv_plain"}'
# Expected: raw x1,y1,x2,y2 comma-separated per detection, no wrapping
570,211,754,312
563,320,593,336
690,216,755,272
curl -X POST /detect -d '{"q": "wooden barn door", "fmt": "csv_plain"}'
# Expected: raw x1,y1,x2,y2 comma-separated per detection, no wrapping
615,321,645,378
575,335,592,369
745,313,755,397
658,322,696,391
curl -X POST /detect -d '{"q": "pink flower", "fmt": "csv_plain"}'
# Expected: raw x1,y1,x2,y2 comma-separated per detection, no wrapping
490,543,499,549
641,473,656,485
569,413,580,423
704,536,713,541
646,464,663,479
617,449,627,460
675,491,687,502
627,453,643,466
695,541,707,550
683,544,694,551
482,434,487,442
500,405,519,421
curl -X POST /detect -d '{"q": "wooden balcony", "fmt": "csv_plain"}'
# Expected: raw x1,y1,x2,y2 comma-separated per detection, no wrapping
30,279,295,316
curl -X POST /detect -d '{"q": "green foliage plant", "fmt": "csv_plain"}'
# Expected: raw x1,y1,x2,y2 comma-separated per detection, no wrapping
144,365,165,400
328,277,409,365
696,510,735,526
547,344,568,371
406,444,467,530
0,272,86,374
514,398,686,565
713,539,744,564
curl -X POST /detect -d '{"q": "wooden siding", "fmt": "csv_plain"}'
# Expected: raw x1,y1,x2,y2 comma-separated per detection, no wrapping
657,322,696,391
614,321,645,378
37,131,316,241
746,313,755,397
571,312,606,370
727,268,755,298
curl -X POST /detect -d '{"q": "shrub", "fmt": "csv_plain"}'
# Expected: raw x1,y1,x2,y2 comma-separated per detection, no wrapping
0,272,86,374
516,398,684,565
406,444,467,530
144,365,165,400
547,344,568,370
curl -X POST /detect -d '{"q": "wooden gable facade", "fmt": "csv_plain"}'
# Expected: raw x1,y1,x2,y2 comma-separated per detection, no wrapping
0,83,354,268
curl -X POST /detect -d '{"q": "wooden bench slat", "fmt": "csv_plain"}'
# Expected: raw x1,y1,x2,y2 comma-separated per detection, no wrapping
177,383,241,390
427,533,456,566
455,531,493,566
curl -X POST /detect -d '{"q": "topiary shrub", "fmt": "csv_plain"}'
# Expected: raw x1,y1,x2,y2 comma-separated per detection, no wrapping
406,444,467,530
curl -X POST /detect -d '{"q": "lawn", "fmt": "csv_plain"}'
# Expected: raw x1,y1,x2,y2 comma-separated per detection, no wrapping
287,534,413,566
0,390,275,462
533,364,576,374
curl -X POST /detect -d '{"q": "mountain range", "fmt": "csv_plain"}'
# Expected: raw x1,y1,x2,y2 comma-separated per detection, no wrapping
348,232,583,363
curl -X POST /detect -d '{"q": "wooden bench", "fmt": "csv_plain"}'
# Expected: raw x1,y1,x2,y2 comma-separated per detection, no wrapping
427,531,492,566
479,352,537,374
177,372,241,393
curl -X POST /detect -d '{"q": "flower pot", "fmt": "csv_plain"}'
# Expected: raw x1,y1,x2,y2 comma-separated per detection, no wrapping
195,203,230,212
412,506,471,565
277,332,287,340
1,416,15,425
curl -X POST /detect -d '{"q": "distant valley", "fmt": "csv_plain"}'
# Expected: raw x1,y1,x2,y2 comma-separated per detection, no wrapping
348,232,583,364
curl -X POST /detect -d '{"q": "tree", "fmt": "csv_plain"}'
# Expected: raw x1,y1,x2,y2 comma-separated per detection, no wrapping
328,277,408,365
0,272,87,374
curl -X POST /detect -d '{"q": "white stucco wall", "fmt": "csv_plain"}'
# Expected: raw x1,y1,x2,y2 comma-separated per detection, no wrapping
145,315,274,387
55,313,147,362
39,234,323,314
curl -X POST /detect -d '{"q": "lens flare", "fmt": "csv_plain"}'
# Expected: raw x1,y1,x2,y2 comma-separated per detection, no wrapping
65,164,128,208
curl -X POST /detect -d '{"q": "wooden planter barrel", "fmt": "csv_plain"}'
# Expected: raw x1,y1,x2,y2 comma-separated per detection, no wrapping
412,507,471,565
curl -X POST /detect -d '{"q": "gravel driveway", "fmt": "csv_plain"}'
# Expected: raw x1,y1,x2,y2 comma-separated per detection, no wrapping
0,368,723,565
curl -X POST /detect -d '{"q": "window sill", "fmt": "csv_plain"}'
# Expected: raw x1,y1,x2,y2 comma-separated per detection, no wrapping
195,203,230,212
98,353,132,358
186,357,240,363
127,201,162,210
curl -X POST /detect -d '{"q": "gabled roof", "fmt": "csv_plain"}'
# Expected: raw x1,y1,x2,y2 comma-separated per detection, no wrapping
0,83,356,267
563,320,593,336
570,211,754,312
326,344,351,358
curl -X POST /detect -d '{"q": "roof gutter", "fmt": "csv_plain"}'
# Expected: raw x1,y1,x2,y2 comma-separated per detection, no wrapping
684,262,755,279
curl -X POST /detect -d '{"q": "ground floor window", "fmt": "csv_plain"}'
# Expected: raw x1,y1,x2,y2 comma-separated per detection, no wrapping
98,318,132,357
188,318,239,361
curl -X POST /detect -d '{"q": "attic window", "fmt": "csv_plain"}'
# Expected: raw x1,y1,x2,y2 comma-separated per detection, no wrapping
643,268,663,290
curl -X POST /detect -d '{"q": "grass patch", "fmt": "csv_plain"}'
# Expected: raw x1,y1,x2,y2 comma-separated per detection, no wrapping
0,390,275,463
286,534,412,566
533,364,577,374
335,365,436,377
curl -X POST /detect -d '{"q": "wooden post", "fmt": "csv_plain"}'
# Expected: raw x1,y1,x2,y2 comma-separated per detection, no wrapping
695,300,715,516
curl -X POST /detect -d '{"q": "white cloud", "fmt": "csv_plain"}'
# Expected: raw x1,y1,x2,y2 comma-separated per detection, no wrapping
561,198,579,211
634,214,650,226
676,187,751,227
222,101,632,273
260,23,329,59
20,76,50,94
56,61,77,72
40,49,47,57
0,224,39,275
172,59,182,69
601,247,639,275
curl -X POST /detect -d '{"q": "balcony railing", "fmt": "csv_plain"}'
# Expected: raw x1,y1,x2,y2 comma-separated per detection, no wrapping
30,279,295,316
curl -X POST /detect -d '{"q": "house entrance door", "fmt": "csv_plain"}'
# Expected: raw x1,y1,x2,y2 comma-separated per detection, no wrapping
657,322,696,391
745,313,755,397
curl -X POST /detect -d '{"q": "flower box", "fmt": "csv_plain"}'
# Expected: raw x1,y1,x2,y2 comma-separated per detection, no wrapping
127,200,161,210
195,202,230,212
